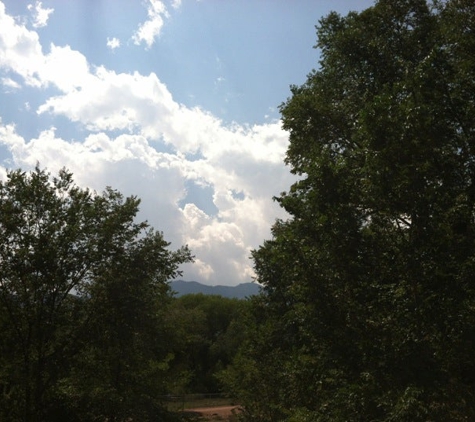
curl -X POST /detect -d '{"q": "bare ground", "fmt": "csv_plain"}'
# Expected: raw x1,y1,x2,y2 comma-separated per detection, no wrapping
184,405,242,421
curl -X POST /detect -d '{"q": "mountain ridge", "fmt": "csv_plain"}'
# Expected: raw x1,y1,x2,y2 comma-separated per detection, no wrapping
170,280,261,299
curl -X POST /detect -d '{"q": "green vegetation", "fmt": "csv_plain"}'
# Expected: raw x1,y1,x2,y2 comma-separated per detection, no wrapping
2,1,475,421
0,167,246,421
167,294,249,394
221,0,475,420
0,167,192,422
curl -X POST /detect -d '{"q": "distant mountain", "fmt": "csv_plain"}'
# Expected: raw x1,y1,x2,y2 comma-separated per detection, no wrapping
170,280,261,299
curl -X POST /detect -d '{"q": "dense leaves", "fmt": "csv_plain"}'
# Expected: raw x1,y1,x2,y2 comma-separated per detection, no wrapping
0,167,192,422
223,1,475,420
167,294,249,394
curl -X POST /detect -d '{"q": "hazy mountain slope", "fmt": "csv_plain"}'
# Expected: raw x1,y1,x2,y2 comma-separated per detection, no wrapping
170,280,260,299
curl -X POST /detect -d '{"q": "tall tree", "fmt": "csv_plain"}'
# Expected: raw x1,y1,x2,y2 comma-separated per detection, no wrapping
67,226,191,422
0,167,192,422
226,1,475,420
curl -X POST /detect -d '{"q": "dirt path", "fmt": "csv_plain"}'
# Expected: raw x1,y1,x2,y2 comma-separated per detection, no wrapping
185,405,242,420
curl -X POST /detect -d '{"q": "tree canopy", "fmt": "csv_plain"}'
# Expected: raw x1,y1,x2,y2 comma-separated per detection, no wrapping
167,293,250,393
223,1,475,420
0,166,192,422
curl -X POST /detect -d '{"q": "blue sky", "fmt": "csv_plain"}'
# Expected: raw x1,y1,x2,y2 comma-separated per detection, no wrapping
0,0,374,286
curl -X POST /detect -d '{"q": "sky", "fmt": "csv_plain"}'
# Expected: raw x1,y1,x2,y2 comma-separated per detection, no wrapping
0,0,375,286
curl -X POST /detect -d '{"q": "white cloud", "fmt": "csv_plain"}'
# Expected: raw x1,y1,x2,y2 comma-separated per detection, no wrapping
0,2,44,87
0,5,92,91
171,0,182,9
106,37,121,50
27,1,53,28
0,122,187,238
132,0,169,48
1,77,21,90
0,1,296,286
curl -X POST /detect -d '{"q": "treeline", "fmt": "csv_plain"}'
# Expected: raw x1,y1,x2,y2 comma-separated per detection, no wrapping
166,293,249,395
0,167,248,422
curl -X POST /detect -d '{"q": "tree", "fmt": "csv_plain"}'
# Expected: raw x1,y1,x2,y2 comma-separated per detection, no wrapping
228,1,475,420
0,167,192,422
64,227,191,422
167,294,247,393
219,295,292,421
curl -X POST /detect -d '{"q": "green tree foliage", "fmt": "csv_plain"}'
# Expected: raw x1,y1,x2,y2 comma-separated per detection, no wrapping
218,295,292,421
225,1,475,420
167,294,248,393
0,167,192,422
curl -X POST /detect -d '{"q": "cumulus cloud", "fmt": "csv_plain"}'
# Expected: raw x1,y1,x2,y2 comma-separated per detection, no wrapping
0,1,295,285
27,1,53,28
0,2,44,87
106,37,121,50
0,122,187,236
132,0,169,48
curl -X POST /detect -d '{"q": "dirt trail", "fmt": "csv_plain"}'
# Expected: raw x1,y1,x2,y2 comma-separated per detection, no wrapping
185,405,242,420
